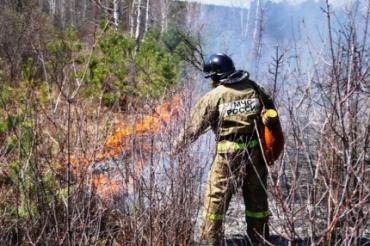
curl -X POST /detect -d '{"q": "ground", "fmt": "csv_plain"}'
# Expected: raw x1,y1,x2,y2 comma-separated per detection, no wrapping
194,190,370,245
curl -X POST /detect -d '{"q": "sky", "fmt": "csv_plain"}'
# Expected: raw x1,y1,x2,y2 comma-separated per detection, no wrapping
178,0,348,8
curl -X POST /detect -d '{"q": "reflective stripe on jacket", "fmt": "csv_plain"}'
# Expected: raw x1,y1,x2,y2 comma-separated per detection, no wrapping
175,71,277,151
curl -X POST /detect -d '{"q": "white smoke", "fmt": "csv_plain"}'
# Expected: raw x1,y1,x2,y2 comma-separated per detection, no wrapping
178,0,251,8
178,0,349,8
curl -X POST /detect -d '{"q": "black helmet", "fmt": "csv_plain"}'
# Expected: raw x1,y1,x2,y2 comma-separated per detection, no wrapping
203,53,235,81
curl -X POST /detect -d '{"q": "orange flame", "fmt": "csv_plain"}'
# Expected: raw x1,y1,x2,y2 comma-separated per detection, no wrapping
70,95,183,200
103,96,181,155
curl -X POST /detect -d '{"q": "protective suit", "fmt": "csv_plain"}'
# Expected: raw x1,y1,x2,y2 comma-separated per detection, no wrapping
175,69,282,245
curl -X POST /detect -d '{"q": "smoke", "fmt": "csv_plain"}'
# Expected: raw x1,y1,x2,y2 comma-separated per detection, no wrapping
180,0,349,8
180,0,367,160
188,0,356,84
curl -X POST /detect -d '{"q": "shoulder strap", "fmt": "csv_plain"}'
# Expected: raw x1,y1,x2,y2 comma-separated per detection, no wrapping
248,79,266,108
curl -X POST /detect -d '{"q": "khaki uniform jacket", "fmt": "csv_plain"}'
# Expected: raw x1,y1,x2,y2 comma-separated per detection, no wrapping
175,71,276,149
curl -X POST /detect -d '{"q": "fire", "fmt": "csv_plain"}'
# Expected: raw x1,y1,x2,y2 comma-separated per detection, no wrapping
104,95,181,155
70,95,183,200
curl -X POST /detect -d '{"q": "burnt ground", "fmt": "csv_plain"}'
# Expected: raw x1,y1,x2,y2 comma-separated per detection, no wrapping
223,192,370,246
194,190,370,245
224,236,370,246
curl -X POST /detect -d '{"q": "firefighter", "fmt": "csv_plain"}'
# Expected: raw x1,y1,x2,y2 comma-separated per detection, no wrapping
174,53,283,245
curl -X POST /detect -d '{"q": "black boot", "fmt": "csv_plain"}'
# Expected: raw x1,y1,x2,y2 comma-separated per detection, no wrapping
246,217,269,245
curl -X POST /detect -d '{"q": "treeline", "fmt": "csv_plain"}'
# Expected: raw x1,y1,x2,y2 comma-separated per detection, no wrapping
0,0,198,87
0,0,181,33
0,1,204,244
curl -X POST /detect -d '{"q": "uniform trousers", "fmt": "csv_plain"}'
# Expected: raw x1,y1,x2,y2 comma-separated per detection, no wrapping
199,145,269,245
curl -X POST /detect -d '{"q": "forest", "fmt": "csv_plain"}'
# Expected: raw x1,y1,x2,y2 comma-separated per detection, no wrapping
0,0,369,245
